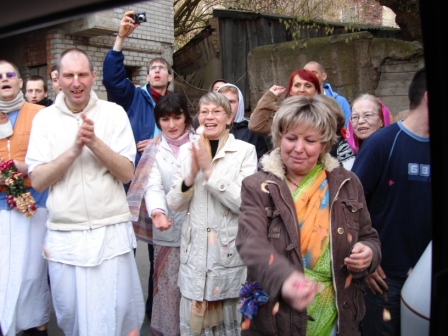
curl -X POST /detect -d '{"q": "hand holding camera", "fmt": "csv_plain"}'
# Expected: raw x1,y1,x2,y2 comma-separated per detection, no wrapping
118,11,146,38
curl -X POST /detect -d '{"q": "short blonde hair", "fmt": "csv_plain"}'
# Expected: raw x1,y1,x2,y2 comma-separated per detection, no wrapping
271,95,338,155
198,92,232,116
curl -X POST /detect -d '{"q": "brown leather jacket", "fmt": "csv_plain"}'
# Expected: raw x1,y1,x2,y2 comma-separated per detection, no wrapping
248,90,279,136
236,149,381,335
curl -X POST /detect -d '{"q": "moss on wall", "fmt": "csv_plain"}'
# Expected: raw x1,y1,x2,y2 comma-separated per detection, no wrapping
248,31,424,115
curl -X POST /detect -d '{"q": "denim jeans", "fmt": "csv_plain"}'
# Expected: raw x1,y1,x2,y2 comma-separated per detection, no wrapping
361,276,405,336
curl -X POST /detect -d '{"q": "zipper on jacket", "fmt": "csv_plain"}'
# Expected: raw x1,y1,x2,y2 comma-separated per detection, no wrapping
77,116,92,229
329,177,350,332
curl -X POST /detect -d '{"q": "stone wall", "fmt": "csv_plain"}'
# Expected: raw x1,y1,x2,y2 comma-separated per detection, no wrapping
247,31,424,116
0,0,174,101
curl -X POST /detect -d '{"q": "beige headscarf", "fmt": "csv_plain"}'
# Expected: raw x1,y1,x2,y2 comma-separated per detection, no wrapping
0,91,25,139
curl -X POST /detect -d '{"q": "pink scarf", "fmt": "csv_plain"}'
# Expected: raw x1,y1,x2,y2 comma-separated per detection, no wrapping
166,129,191,157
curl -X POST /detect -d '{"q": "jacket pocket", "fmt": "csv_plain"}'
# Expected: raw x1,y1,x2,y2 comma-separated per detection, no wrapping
180,214,192,264
341,200,364,231
220,225,244,267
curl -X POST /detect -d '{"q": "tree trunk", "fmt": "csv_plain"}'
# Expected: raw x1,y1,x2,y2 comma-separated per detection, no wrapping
378,0,421,42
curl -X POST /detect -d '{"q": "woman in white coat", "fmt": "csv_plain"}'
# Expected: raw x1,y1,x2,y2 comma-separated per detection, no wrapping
167,92,258,335
127,93,196,336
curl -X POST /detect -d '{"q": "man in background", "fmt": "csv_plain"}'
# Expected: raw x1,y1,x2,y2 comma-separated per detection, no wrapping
25,75,53,107
352,68,431,335
49,65,61,97
304,61,351,127
102,10,173,320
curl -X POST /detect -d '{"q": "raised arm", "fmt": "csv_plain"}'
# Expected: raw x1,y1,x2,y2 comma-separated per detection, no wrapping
248,87,283,136
102,11,140,111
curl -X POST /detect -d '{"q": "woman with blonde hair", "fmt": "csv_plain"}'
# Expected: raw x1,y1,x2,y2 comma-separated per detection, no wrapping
236,95,380,335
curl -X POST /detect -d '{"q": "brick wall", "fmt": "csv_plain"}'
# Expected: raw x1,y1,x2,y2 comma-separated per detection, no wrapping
50,0,174,100
0,0,174,101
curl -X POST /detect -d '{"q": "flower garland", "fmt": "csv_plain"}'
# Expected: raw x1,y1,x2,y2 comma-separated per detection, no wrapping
0,159,36,217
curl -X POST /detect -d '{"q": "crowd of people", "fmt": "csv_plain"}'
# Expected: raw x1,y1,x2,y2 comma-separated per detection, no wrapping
0,10,431,336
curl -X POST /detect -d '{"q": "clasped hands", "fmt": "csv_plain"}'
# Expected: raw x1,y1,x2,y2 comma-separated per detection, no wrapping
73,113,96,155
184,138,212,186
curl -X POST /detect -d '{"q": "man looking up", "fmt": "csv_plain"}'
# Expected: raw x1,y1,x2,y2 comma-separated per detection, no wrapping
25,75,53,107
304,61,351,127
102,10,173,320
26,48,144,335
103,10,172,169
49,65,61,97
352,68,431,335
0,61,49,336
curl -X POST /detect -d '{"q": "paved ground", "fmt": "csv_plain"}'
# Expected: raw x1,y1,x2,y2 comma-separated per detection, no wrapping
23,240,152,335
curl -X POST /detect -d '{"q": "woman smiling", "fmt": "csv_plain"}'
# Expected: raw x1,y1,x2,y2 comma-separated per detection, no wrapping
248,69,321,137
167,92,258,335
236,95,381,335
127,93,196,335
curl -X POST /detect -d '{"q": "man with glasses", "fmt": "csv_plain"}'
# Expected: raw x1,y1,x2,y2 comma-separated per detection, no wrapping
352,68,431,335
0,60,49,336
102,10,173,322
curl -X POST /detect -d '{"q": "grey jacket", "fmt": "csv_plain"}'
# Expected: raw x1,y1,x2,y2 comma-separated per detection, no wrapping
236,149,381,335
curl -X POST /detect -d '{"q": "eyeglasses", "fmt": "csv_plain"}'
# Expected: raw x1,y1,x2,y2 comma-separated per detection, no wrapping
350,113,380,123
0,72,17,80
198,109,227,117
149,65,168,72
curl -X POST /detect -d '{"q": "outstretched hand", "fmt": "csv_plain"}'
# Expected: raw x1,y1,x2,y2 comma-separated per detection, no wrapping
152,212,172,231
118,11,140,38
281,271,317,312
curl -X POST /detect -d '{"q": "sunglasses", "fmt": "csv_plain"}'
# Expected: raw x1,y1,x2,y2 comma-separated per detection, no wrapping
0,72,17,80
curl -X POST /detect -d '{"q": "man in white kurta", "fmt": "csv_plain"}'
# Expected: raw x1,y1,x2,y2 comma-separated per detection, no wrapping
25,48,144,336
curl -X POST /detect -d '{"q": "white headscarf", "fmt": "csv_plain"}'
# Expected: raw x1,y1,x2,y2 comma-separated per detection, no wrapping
218,83,246,123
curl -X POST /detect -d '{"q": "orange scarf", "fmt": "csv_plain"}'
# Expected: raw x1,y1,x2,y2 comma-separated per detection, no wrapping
291,165,330,270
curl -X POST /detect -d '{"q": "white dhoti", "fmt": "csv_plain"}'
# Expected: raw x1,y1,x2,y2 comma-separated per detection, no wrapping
0,208,50,336
46,222,145,336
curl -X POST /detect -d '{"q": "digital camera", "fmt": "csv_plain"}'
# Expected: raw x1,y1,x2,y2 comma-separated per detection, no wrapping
132,12,147,23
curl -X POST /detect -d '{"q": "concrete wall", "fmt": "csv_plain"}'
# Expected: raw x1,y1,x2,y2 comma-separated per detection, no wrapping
0,0,174,101
247,31,424,116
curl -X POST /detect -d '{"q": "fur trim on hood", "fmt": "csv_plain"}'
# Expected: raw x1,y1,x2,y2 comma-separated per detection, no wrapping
260,148,340,180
